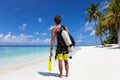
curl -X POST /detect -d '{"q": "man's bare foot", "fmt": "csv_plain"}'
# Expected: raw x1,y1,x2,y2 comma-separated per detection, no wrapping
58,74,63,78
65,74,69,77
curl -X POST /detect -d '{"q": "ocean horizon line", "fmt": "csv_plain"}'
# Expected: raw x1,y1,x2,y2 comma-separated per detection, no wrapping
0,45,51,47
0,44,95,47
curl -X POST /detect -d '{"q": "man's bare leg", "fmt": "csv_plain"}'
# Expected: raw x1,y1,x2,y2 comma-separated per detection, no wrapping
58,60,63,78
64,60,69,77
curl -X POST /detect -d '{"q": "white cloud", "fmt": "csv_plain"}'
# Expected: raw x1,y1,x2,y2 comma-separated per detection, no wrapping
44,38,51,43
90,30,96,36
0,33,3,38
38,18,42,23
0,33,33,44
19,23,27,31
11,35,16,39
3,32,13,42
76,40,82,43
84,21,95,31
18,34,33,39
41,33,47,36
31,38,41,44
32,38,51,44
0,32,52,45
77,34,85,40
35,32,39,35
4,32,12,39
31,38,51,45
76,34,85,44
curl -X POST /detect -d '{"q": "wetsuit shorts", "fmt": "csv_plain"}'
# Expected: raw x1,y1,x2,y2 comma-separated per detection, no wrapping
56,53,68,60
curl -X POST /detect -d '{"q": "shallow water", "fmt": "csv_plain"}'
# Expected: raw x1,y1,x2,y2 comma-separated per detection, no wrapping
0,45,53,66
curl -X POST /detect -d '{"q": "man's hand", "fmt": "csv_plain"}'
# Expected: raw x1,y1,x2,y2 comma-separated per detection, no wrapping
50,49,53,57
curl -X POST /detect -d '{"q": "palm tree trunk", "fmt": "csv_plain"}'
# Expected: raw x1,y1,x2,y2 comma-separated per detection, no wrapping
115,21,120,47
96,37,98,47
94,20,98,47
100,36,103,45
118,27,120,47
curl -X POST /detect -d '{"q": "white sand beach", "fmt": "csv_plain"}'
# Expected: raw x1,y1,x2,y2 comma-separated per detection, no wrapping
0,46,120,80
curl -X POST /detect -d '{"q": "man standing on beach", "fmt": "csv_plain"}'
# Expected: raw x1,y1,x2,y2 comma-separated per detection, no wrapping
50,15,69,78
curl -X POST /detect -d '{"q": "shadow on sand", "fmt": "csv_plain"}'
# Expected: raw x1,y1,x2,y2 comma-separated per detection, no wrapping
38,71,59,77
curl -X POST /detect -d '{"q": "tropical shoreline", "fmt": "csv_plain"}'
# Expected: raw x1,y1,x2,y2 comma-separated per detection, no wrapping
0,46,120,80
0,55,48,75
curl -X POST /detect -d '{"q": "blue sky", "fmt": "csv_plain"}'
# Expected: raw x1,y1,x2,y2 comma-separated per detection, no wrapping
0,0,109,46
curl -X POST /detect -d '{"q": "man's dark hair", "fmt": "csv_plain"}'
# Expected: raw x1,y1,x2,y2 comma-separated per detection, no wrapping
54,15,61,24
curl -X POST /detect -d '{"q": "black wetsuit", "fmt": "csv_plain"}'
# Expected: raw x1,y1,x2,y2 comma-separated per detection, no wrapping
55,27,68,60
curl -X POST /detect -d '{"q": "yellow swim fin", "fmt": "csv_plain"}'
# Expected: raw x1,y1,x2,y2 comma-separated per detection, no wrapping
48,56,52,72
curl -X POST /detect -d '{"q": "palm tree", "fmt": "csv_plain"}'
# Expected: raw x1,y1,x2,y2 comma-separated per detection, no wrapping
102,0,120,46
86,3,101,46
99,14,109,40
95,23,106,45
86,3,101,26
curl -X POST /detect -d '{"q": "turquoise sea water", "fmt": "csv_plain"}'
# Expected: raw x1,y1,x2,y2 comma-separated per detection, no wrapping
0,45,53,66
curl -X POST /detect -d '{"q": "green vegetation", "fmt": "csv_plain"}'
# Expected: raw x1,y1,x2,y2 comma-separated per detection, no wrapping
86,0,120,46
86,3,101,46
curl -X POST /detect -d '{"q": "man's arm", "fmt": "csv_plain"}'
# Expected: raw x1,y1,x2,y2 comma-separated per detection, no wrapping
50,28,55,56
